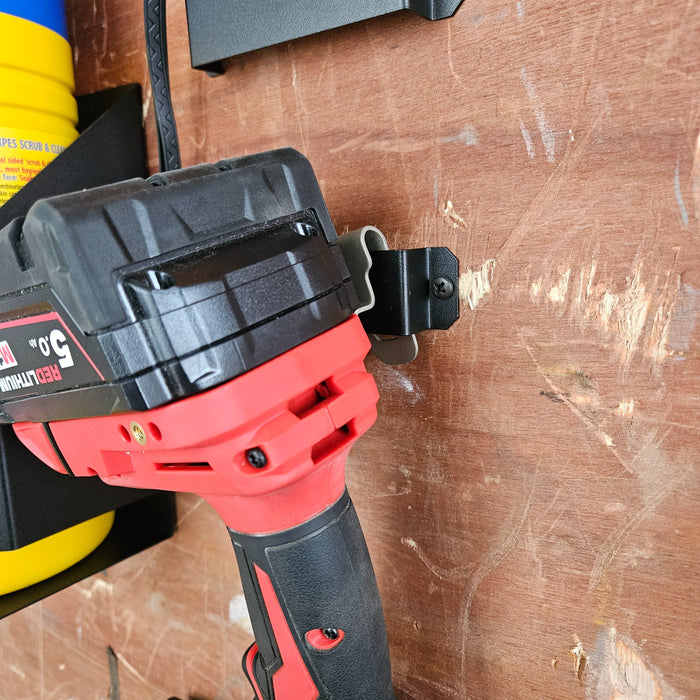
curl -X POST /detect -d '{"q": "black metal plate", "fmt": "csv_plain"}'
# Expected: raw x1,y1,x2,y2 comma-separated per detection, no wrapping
185,0,464,72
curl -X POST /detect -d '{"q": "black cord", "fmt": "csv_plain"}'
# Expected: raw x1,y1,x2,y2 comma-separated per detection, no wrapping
144,0,181,171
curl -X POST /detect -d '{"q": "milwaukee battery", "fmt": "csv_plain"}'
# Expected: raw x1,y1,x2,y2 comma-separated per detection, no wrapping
0,148,358,424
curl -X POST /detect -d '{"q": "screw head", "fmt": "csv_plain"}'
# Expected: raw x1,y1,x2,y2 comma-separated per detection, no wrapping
322,628,339,640
246,447,268,469
432,277,455,300
130,421,147,445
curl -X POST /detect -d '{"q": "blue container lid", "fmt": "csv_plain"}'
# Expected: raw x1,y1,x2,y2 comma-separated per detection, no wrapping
0,0,68,40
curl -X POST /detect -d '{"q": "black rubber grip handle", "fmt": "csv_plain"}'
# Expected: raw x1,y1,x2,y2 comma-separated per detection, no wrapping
229,490,394,700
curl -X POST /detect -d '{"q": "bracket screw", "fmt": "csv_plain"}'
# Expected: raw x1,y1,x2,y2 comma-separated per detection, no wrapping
432,277,455,300
246,447,268,469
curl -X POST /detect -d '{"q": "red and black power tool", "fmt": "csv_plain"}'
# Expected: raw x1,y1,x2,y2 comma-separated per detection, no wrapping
0,149,458,699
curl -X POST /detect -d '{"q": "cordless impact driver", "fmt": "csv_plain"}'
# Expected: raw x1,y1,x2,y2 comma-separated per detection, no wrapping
0,148,455,699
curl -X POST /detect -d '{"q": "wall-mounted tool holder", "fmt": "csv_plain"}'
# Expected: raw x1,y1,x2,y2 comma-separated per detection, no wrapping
185,0,465,73
339,226,459,365
0,84,177,617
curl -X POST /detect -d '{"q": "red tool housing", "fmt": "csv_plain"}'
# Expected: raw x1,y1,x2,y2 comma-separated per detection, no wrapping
14,315,378,534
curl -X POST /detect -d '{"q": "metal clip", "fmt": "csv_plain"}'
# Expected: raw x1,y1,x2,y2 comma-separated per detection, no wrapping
338,226,459,365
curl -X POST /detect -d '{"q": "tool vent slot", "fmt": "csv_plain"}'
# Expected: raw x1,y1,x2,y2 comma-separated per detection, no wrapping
288,381,333,419
311,425,352,465
156,462,213,471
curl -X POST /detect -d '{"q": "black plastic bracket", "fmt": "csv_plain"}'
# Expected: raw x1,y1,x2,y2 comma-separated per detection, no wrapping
0,84,146,231
359,247,460,336
185,0,465,73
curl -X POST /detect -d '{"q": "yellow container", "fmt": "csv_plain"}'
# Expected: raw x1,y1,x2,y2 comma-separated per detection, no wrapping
0,511,115,596
0,5,113,595
0,10,78,205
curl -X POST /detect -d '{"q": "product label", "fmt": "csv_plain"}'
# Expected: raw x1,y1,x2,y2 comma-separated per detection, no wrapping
0,127,74,205
0,312,104,400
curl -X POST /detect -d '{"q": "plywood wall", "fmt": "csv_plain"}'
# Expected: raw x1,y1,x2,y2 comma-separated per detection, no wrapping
0,1,698,697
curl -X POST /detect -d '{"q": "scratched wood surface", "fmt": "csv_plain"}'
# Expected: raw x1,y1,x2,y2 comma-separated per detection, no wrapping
0,0,698,698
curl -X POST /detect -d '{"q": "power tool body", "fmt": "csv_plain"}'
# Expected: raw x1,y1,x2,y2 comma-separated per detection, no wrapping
0,148,451,698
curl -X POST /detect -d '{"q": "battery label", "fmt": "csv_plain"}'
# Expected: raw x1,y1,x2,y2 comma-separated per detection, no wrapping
0,312,103,400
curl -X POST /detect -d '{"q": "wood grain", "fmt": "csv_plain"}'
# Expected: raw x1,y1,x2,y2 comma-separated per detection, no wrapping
0,0,698,698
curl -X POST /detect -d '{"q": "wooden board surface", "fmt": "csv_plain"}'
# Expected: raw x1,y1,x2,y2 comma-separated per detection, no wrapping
1,0,698,698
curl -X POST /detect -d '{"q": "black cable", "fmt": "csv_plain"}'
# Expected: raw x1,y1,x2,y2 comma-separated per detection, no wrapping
144,0,181,171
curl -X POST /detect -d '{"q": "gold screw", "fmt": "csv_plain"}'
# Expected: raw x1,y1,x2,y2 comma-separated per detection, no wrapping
130,421,147,445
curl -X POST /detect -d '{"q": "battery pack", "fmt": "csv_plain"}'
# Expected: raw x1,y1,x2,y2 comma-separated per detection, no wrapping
0,148,358,423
